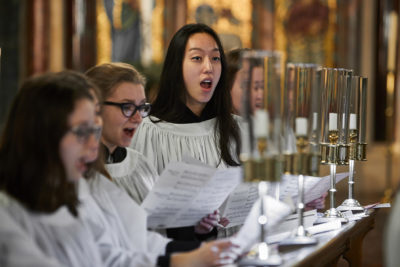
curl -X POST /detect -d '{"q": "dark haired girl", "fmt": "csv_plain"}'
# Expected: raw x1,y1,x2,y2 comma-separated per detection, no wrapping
0,71,103,266
131,23,242,238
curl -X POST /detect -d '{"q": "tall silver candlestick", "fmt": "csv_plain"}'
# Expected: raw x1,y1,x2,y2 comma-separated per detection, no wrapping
319,68,350,223
239,50,283,266
338,76,367,212
280,63,319,246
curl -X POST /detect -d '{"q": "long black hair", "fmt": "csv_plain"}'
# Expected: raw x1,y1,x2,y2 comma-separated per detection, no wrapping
0,71,94,216
150,23,241,166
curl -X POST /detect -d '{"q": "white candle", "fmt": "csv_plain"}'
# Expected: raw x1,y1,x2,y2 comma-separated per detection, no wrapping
258,181,268,195
295,117,308,136
312,112,318,130
342,113,346,129
329,113,338,131
254,109,269,138
349,113,357,130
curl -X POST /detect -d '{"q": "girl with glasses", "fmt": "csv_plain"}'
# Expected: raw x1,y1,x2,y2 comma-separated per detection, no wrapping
85,62,158,204
130,23,242,239
0,71,103,266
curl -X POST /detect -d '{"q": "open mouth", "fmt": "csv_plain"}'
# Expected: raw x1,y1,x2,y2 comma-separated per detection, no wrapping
255,102,263,108
76,159,88,174
123,128,135,137
200,79,212,89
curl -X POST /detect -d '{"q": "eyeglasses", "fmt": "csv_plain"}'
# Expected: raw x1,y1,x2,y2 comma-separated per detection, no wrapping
70,124,102,144
103,101,151,118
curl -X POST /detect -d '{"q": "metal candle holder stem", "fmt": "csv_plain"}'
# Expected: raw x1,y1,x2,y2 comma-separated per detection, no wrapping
338,129,364,211
318,68,352,223
241,142,282,265
322,130,346,219
280,135,317,246
348,129,359,201
338,76,368,212
280,64,319,246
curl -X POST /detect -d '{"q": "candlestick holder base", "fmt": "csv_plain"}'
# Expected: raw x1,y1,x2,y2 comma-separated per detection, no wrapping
320,208,348,223
239,243,282,266
279,226,317,246
337,198,364,211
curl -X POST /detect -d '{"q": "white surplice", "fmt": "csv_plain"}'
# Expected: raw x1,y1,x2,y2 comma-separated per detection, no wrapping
79,175,170,267
106,147,158,204
0,206,61,267
130,116,242,175
130,115,245,237
0,191,103,267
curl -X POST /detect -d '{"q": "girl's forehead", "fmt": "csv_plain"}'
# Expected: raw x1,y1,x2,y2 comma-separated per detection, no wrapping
68,98,96,126
186,33,218,49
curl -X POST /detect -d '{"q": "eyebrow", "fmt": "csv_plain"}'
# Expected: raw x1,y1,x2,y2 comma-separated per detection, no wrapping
121,99,146,104
188,47,220,52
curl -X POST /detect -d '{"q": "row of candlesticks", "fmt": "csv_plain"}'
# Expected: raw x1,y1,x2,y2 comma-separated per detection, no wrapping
238,51,368,265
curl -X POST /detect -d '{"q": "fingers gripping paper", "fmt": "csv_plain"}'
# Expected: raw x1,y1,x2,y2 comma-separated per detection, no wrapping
141,161,241,228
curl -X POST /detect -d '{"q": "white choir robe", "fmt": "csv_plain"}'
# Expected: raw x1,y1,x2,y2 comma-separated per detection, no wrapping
105,147,158,204
79,175,171,267
130,115,245,238
130,116,235,175
0,207,61,267
0,191,103,267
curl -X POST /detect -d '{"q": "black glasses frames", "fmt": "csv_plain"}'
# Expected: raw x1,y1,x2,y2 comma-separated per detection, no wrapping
70,124,102,144
103,101,151,118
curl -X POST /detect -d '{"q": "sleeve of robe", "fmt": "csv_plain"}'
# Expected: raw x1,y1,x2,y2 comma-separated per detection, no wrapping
82,177,172,267
0,191,103,267
0,208,62,267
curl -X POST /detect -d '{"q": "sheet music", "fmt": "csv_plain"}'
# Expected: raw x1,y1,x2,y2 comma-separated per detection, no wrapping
231,196,292,253
221,173,348,227
181,154,209,167
221,183,259,227
141,161,241,228
364,202,391,209
279,173,349,204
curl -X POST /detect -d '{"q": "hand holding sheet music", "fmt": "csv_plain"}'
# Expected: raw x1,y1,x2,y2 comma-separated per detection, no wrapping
279,173,349,204
141,160,241,228
220,183,259,227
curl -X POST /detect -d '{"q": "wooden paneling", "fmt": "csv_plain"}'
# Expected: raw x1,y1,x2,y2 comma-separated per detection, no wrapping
25,0,50,75
163,0,187,49
64,0,97,72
